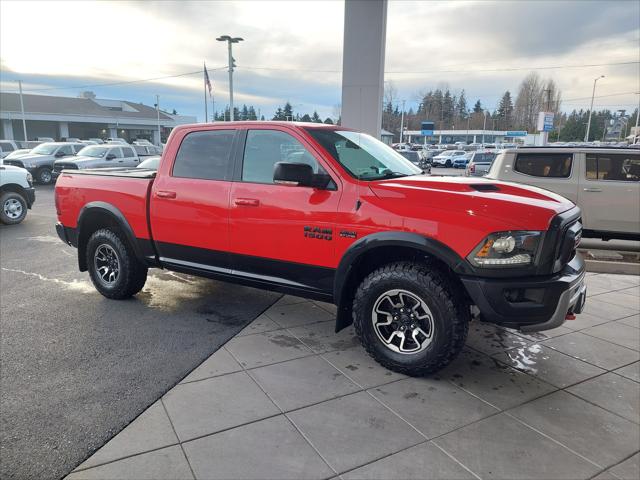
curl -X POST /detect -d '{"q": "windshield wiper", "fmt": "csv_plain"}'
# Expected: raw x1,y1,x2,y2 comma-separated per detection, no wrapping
376,171,411,179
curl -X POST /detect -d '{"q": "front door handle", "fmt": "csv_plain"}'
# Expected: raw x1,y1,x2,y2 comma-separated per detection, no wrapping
155,190,177,199
583,187,602,192
234,198,260,207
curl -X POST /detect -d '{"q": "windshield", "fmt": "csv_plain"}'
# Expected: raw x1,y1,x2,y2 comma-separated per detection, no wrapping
31,144,58,155
305,129,421,180
77,146,109,158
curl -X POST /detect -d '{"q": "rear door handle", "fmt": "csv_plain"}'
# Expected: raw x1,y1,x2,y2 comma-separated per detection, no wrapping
234,198,260,207
583,187,602,192
155,190,177,199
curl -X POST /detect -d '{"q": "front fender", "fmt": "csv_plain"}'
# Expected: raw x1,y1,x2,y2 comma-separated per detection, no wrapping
333,231,472,331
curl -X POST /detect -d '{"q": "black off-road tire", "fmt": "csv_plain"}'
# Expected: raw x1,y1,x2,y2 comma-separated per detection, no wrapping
0,192,28,225
353,262,469,376
445,159,452,167
86,228,147,299
35,167,53,185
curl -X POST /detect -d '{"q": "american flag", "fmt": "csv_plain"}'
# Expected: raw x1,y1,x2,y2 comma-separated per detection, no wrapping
204,63,212,96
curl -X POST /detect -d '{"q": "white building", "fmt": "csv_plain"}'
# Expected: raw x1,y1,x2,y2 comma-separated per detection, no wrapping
403,129,538,145
1,92,196,144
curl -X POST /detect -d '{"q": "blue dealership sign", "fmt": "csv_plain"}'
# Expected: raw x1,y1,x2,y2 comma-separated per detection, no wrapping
421,121,434,136
505,131,527,137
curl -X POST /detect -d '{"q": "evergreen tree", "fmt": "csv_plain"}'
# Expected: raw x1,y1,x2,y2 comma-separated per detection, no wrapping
247,106,257,120
311,111,322,123
241,104,249,120
283,102,294,120
324,117,334,124
456,90,468,119
442,90,455,127
497,91,514,130
272,107,285,120
473,100,483,113
301,113,312,122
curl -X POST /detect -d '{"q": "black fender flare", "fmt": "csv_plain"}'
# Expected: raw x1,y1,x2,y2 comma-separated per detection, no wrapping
333,231,472,331
76,201,145,271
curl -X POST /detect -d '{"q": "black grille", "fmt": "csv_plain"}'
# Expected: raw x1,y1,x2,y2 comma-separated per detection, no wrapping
4,160,24,168
53,163,79,172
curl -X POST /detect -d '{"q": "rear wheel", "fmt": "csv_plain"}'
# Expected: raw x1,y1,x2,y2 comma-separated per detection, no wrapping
0,192,27,225
86,228,147,299
445,159,452,167
35,167,53,185
353,262,469,376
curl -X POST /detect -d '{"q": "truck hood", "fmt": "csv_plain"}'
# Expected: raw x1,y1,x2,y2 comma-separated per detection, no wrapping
17,153,55,162
0,164,28,174
57,155,100,164
368,175,575,230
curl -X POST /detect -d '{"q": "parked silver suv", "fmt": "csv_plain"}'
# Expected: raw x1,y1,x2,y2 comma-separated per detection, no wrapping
52,144,140,177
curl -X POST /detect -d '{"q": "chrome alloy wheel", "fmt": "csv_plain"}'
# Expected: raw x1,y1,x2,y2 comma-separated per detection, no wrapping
3,198,23,219
371,289,434,354
94,244,120,286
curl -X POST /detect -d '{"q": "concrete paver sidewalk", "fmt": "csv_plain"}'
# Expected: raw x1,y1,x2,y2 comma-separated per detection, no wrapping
68,273,640,480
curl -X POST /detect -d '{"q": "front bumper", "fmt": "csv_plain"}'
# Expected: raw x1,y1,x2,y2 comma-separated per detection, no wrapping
461,254,586,332
24,187,36,208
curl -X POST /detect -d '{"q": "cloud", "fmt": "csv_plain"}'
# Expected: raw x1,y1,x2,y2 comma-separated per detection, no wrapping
1,0,638,121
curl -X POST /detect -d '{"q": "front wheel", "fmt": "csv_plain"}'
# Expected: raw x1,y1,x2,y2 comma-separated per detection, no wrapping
353,262,469,376
0,192,28,224
35,167,53,185
445,160,452,167
86,228,147,299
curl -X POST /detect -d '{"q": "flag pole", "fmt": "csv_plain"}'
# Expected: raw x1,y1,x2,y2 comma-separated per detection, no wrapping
211,72,215,122
204,63,208,123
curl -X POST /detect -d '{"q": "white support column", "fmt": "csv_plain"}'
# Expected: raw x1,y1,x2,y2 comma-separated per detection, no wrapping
108,127,117,139
341,0,387,138
152,129,160,146
2,119,14,140
58,122,69,140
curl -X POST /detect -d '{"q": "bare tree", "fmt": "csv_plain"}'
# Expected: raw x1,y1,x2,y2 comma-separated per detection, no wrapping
514,72,543,132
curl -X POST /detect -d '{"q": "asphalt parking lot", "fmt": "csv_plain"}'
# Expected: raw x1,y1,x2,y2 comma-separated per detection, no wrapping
0,186,280,480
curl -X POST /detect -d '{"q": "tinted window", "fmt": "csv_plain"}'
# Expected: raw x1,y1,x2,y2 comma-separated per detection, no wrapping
514,153,572,178
586,153,640,182
242,130,320,183
122,147,135,158
173,130,235,180
0,142,15,151
72,144,84,153
109,148,123,158
133,145,146,155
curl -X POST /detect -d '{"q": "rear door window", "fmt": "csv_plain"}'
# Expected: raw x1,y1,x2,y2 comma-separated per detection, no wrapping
514,153,572,178
58,144,75,156
122,147,136,158
586,153,640,182
172,130,235,180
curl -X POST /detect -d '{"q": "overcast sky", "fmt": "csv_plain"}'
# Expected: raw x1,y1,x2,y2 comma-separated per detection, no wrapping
1,0,638,121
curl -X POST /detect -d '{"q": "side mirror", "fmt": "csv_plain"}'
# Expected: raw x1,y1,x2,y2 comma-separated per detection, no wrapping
105,154,116,160
273,162,313,187
55,151,65,158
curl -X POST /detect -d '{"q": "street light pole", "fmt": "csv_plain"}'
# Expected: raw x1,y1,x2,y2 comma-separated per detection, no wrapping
216,35,243,122
634,93,640,144
18,80,27,141
156,94,161,146
482,110,487,144
399,100,405,143
585,75,605,142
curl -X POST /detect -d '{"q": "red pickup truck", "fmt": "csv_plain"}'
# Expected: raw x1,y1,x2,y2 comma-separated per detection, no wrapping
55,122,586,376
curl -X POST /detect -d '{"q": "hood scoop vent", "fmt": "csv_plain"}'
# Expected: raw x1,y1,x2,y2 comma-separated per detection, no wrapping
470,183,500,192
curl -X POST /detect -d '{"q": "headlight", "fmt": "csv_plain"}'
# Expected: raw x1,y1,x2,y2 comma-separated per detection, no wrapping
22,161,32,168
26,172,33,186
468,231,542,267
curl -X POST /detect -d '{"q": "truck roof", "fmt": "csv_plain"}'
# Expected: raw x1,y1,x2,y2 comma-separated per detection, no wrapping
172,121,344,132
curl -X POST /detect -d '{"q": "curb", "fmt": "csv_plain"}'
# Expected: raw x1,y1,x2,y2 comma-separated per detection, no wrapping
584,259,640,275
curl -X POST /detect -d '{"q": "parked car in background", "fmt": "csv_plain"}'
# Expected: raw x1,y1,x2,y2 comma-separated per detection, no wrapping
3,142,85,184
132,145,162,157
465,151,497,177
486,147,640,240
398,150,431,173
36,137,55,142
79,140,98,145
0,158,35,224
0,140,20,159
17,140,43,150
88,138,105,144
106,137,129,144
64,137,81,143
52,144,140,177
432,149,466,167
452,154,470,169
136,156,161,170
132,139,154,146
